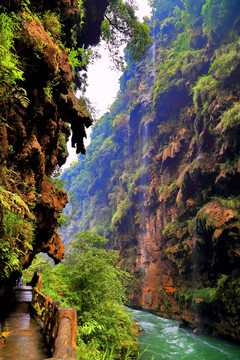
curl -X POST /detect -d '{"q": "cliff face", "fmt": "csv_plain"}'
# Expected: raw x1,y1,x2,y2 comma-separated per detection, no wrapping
62,1,240,342
0,0,108,297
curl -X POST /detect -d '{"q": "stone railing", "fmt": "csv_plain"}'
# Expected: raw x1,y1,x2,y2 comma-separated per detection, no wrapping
31,281,77,359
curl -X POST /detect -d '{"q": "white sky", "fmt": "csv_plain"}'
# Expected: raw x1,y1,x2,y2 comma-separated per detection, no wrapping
84,0,151,118
62,0,151,170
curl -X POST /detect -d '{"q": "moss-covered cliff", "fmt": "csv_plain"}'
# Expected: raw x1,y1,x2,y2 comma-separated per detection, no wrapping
0,0,110,299
62,0,240,342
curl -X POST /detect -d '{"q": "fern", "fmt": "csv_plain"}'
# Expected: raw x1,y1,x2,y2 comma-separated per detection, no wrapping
0,186,36,279
0,12,24,97
0,186,34,219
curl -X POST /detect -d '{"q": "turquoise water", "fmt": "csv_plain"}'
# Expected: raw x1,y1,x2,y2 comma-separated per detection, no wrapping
127,308,240,360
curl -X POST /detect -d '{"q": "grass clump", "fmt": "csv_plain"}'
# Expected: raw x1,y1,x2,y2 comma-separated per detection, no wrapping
218,103,240,132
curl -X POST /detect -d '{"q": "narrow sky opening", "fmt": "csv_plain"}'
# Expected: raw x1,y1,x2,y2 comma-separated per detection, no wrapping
62,1,151,170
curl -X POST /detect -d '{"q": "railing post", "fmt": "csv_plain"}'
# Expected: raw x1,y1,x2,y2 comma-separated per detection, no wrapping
31,283,77,359
50,308,77,359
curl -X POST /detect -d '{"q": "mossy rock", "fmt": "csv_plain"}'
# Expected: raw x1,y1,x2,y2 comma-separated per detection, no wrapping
189,27,208,50
217,103,240,132
181,157,215,203
209,46,240,84
154,80,191,118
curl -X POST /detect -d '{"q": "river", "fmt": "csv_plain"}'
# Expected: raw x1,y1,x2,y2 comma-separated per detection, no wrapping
127,308,240,360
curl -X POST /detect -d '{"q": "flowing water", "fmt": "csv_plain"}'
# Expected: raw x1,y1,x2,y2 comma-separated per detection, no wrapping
127,308,240,360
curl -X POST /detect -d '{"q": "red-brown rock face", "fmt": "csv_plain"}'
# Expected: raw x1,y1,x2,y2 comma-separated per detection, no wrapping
0,0,108,294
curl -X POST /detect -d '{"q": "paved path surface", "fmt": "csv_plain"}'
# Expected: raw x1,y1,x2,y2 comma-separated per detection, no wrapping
0,286,49,360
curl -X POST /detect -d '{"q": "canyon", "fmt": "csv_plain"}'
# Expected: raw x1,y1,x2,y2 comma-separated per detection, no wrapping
62,0,240,343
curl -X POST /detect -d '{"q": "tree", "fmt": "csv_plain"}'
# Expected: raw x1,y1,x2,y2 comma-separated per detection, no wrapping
101,0,151,69
27,232,138,359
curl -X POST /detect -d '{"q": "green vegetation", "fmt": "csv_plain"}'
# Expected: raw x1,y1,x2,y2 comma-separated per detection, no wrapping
62,0,240,270
68,47,92,80
184,0,206,18
158,182,177,201
101,0,151,69
3,0,237,347
209,47,240,81
0,12,24,98
24,231,139,359
207,196,240,216
41,11,62,41
43,79,58,100
48,170,67,192
175,284,218,308
193,75,219,112
162,219,193,274
0,0,151,95
202,0,240,33
111,196,131,229
58,133,68,160
175,271,240,323
0,186,35,279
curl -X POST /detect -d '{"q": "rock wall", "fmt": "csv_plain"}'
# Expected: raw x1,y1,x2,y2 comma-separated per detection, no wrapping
0,0,108,299
62,1,240,342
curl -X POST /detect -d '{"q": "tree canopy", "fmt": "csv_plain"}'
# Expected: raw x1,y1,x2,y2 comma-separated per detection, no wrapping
101,0,151,69
24,231,138,359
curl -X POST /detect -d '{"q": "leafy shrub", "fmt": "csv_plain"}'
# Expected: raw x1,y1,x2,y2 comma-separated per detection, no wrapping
25,232,138,359
153,45,201,109
68,47,92,74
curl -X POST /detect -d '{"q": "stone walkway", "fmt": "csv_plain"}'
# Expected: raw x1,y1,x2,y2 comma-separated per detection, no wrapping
0,286,50,360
